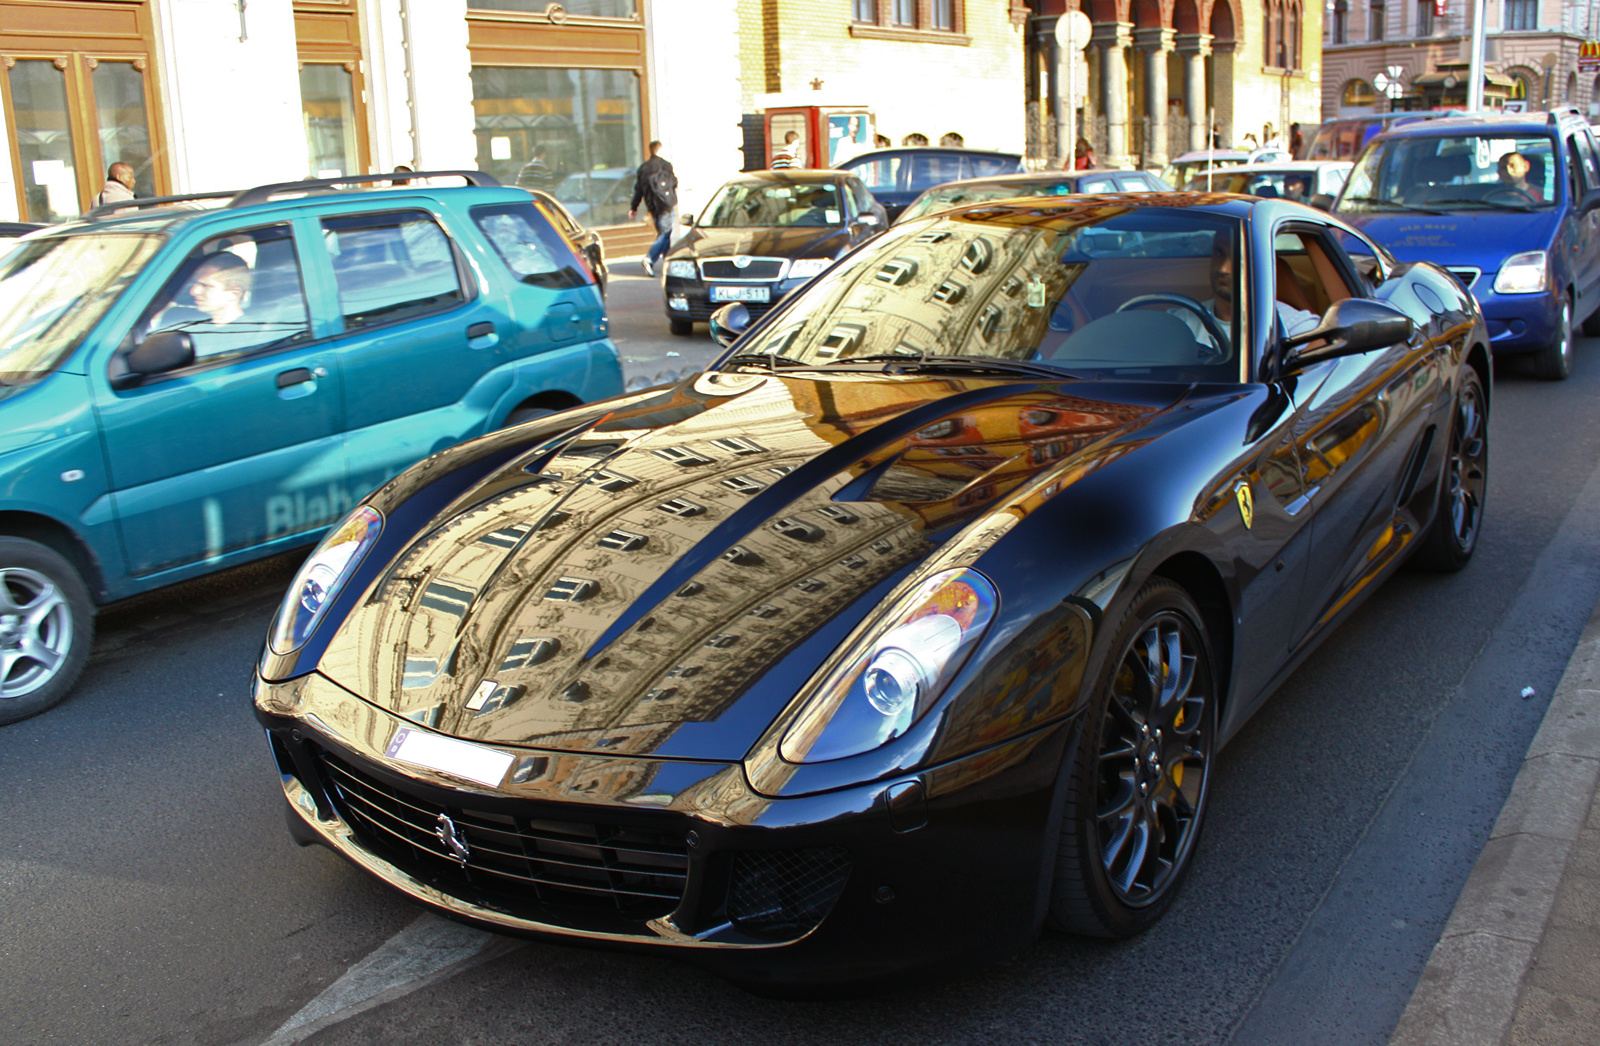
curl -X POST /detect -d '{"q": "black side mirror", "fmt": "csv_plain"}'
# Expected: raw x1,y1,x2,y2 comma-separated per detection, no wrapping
709,302,750,349
1309,193,1335,211
1283,298,1413,372
127,330,195,376
1581,188,1600,216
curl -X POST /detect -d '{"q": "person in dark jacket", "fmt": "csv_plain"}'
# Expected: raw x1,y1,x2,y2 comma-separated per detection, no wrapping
628,140,678,276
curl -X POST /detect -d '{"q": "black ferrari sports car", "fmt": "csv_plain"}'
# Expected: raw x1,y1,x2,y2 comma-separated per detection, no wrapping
255,193,1488,993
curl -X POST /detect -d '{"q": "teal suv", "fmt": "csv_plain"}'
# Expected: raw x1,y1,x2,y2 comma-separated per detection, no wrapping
0,171,622,723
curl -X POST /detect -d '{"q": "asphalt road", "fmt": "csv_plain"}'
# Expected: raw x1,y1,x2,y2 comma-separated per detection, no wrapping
6,273,1600,1046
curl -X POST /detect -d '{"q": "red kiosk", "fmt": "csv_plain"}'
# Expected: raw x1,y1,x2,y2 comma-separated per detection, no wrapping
757,94,876,169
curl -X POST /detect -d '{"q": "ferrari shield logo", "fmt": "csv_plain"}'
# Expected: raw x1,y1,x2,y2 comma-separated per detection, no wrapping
1235,480,1255,530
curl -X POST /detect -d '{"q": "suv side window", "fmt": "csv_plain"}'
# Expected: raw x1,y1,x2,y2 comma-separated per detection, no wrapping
471,202,593,290
321,210,464,330
136,223,310,363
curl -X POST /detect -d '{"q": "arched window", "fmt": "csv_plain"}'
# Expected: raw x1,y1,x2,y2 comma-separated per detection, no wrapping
1342,78,1377,109
1332,0,1348,43
1290,1,1302,66
1370,0,1386,39
1567,71,1578,101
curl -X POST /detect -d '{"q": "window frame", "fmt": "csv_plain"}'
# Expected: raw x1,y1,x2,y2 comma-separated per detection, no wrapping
115,221,317,385
317,207,477,337
849,0,966,36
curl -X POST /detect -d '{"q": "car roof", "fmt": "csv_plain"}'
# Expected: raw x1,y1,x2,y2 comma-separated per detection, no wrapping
723,169,853,185
921,168,1138,190
838,147,1023,163
1373,110,1578,139
1171,150,1250,162
41,171,517,238
1192,160,1352,174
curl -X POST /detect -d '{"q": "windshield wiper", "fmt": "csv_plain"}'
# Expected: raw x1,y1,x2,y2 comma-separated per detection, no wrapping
830,354,1075,381
721,352,811,371
1428,196,1542,212
1340,195,1443,215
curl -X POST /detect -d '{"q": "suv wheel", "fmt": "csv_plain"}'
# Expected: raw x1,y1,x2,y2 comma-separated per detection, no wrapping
1531,296,1573,381
0,538,93,725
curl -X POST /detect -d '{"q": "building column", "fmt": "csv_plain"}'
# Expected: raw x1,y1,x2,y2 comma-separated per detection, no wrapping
1176,32,1213,151
1093,21,1134,168
1135,27,1175,168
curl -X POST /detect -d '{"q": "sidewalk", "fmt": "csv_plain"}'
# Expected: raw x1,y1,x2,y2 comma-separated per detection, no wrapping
1390,600,1600,1045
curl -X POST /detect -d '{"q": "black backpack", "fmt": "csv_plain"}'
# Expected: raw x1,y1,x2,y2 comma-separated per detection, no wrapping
642,162,678,213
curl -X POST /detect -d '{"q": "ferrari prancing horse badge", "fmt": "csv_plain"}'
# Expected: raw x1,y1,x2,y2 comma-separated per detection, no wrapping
1235,480,1254,530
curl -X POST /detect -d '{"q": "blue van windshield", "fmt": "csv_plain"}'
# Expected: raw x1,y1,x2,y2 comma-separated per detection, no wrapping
1342,133,1558,213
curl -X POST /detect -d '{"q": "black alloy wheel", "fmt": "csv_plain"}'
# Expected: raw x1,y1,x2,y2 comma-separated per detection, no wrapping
1413,368,1488,572
1050,580,1215,937
1531,295,1573,380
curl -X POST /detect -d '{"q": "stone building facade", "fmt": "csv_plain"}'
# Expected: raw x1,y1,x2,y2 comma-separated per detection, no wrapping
735,0,1030,166
1021,0,1323,170
1321,0,1600,120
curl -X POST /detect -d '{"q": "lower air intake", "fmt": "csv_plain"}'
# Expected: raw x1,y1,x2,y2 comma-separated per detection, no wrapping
726,847,851,941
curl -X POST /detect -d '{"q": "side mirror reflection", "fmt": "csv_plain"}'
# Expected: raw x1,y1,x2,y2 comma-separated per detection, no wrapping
680,213,695,226
709,302,750,349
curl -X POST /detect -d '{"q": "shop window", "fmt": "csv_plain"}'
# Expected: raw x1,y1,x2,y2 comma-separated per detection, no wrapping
471,67,644,228
300,65,361,178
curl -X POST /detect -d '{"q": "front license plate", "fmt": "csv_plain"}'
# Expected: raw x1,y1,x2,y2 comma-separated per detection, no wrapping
710,285,771,303
384,727,514,787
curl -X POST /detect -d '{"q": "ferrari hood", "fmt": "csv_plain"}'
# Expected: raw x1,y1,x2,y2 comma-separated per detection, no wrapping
317,371,1178,760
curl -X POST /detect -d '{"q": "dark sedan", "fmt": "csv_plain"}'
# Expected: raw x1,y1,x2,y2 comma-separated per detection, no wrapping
834,146,1025,220
894,168,1172,224
661,170,887,335
255,193,1488,994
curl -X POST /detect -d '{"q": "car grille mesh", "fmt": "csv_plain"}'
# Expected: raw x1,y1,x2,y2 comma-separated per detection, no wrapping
1445,266,1480,291
700,257,786,280
726,847,851,940
316,751,689,919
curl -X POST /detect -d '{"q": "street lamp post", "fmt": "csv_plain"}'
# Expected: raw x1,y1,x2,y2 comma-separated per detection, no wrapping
1055,10,1092,170
1467,0,1487,111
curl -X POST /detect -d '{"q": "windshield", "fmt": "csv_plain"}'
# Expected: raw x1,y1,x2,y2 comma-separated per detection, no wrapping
0,233,164,383
1183,169,1323,202
897,181,1077,224
700,182,846,228
725,205,1243,383
1342,133,1558,212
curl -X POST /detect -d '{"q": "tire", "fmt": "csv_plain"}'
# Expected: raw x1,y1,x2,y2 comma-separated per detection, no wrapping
503,406,556,427
1048,579,1216,938
1530,295,1573,381
0,537,93,726
669,318,694,337
1412,368,1488,572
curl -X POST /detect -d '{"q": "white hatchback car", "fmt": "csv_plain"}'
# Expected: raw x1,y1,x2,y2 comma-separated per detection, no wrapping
1182,160,1354,206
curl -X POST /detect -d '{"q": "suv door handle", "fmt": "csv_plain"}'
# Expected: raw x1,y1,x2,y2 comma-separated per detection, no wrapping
276,367,314,388
467,321,494,338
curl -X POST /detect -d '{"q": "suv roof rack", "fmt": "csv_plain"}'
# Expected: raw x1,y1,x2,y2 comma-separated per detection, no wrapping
229,170,499,209
83,170,502,222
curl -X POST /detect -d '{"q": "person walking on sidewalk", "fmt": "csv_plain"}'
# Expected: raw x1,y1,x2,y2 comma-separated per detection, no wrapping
628,140,678,276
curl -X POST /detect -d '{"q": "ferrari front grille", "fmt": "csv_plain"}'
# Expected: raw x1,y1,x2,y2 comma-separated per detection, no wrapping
316,751,689,919
726,847,851,941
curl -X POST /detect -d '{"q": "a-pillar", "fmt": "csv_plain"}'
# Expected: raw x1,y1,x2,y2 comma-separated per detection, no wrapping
1134,26,1175,168
1092,21,1134,169
1176,32,1213,151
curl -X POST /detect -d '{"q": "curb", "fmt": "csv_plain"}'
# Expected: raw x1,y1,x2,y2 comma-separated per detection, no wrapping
1389,599,1600,1045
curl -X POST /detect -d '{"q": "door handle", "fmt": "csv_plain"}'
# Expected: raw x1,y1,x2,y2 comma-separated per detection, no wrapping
276,367,314,388
467,321,495,338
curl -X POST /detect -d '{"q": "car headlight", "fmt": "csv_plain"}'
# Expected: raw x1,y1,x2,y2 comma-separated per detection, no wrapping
269,505,383,654
1493,250,1547,294
788,258,831,280
665,259,697,278
780,568,998,764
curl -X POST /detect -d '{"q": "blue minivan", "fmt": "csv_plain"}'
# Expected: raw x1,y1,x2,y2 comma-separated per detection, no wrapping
1333,109,1600,379
0,172,622,723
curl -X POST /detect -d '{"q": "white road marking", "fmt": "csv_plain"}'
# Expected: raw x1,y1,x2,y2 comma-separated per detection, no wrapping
256,914,520,1045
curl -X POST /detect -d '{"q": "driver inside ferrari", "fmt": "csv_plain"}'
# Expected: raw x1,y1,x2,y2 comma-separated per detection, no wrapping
1169,232,1320,352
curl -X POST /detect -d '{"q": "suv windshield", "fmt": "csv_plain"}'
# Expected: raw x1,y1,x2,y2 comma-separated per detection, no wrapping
727,206,1242,383
700,183,845,228
0,232,163,383
1342,133,1558,212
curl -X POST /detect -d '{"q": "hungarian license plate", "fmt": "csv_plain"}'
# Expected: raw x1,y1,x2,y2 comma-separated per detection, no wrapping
710,284,771,303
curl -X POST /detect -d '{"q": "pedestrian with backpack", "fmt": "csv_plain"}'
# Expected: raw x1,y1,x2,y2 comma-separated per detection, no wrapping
628,140,678,276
